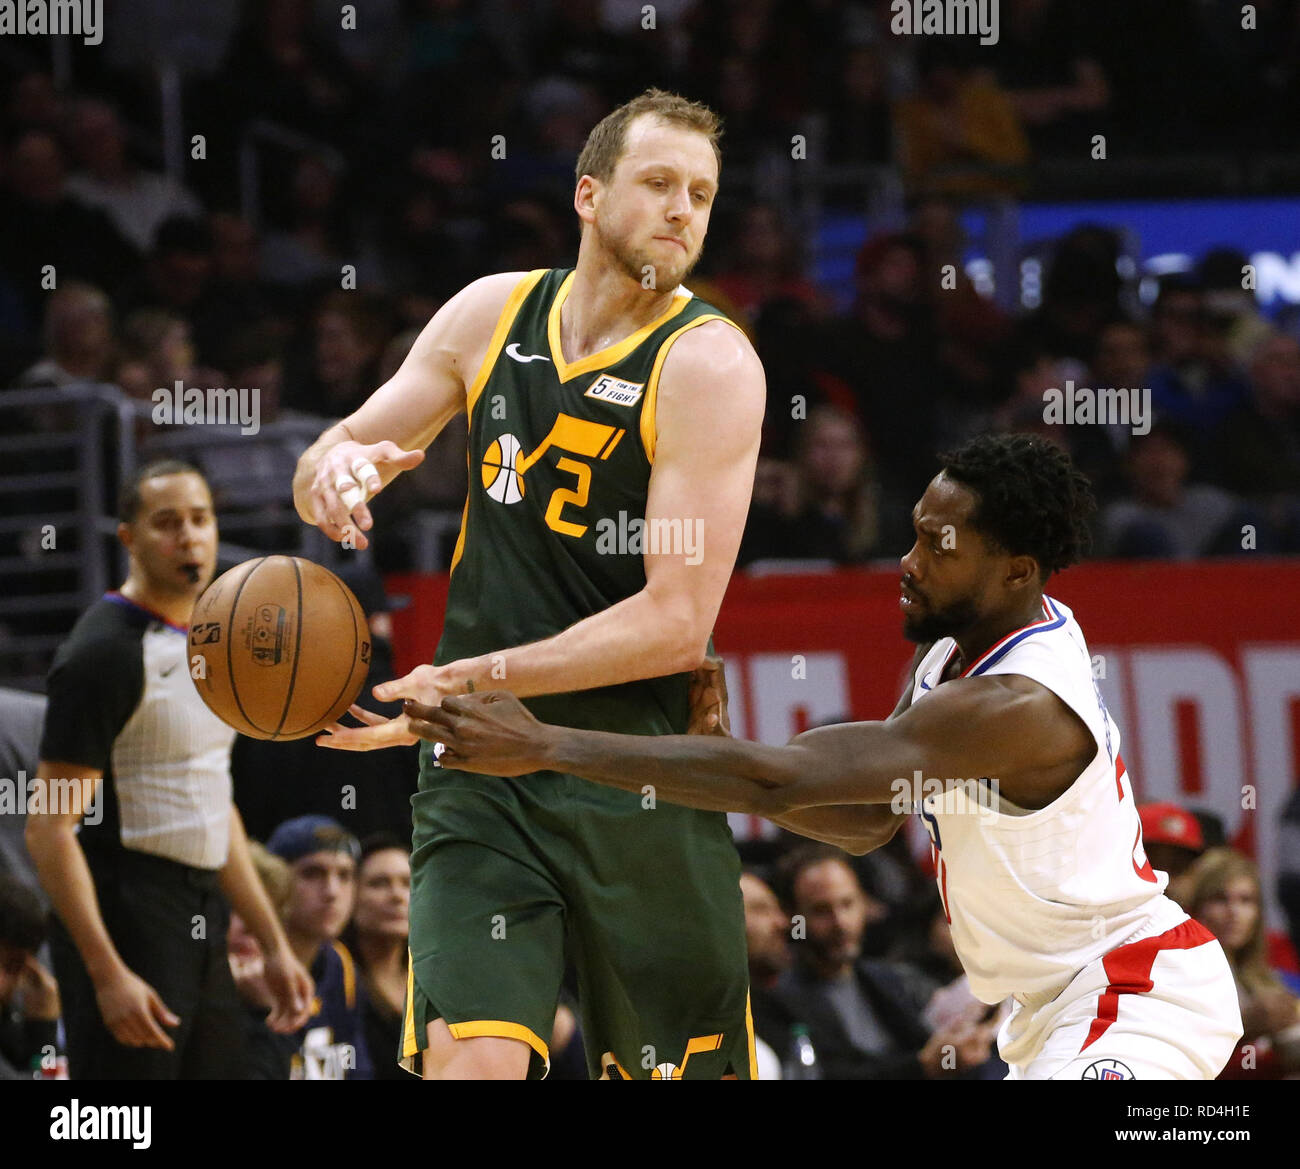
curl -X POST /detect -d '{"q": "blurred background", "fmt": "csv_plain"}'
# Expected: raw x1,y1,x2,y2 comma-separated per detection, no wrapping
1,0,1300,1080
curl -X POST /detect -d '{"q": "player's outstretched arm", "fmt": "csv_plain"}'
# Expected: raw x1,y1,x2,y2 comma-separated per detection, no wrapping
293,272,526,548
409,673,1091,816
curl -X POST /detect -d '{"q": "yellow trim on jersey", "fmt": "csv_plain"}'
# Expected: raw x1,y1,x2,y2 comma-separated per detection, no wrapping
448,269,546,579
447,1020,551,1071
745,991,758,1079
639,313,741,464
331,940,357,1010
447,494,471,577
401,952,417,1059
547,270,692,383
465,268,548,419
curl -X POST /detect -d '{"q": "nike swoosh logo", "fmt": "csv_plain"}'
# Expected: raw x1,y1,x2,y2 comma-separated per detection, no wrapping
161,664,178,677
505,343,550,363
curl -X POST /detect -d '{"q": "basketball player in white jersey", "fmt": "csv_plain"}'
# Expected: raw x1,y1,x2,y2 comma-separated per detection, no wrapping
403,433,1244,1080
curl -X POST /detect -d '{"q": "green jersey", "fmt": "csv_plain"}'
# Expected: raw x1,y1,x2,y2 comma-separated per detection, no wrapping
433,267,740,735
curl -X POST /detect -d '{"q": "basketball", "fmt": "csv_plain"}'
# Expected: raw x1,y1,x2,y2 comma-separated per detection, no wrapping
187,556,371,740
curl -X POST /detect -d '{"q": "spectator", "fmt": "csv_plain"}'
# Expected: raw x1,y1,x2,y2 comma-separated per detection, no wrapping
0,874,60,1079
893,38,1029,199
0,130,136,325
117,215,215,319
709,203,825,329
787,404,885,563
115,309,224,405
767,844,995,1079
260,154,352,289
191,212,287,372
1148,277,1252,448
1101,425,1257,558
1138,802,1207,898
1281,788,1300,977
822,43,893,170
227,841,296,1079
984,0,1111,157
1219,332,1300,549
740,870,792,1079
14,282,116,389
267,815,373,1080
894,890,1009,1079
1181,849,1300,1079
822,231,943,502
284,291,392,418
64,98,203,255
341,833,410,1081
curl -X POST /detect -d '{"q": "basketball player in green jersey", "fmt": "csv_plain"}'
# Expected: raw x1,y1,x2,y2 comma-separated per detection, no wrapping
293,90,816,1079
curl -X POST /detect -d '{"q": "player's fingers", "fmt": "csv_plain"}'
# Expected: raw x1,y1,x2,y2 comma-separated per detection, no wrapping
369,441,425,471
372,666,435,703
344,703,387,726
138,1007,176,1050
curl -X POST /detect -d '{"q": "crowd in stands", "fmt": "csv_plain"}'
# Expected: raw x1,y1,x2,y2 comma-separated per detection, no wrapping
4,782,1299,1079
2,1,1300,1079
0,1,1297,576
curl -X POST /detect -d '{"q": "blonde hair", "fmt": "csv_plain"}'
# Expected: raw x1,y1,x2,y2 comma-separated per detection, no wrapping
576,88,722,184
1181,848,1281,996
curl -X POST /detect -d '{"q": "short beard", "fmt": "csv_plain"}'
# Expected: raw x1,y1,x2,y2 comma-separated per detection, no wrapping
902,596,981,644
598,219,701,291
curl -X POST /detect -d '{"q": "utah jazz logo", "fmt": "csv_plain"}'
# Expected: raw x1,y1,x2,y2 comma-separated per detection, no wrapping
482,434,526,504
482,413,626,537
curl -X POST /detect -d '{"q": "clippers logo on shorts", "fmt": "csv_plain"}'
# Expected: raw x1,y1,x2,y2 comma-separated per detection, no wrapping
584,374,644,407
1082,1059,1134,1079
248,604,287,665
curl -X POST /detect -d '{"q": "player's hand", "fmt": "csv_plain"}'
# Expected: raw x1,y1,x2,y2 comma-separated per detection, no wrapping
94,966,180,1050
260,944,315,1034
317,704,419,751
307,439,425,550
317,662,480,750
688,653,732,737
404,692,555,776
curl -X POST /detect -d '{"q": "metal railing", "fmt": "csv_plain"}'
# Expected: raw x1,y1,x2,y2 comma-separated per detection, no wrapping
0,384,357,693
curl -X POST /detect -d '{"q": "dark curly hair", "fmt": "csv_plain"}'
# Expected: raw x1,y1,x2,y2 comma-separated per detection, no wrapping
938,433,1096,578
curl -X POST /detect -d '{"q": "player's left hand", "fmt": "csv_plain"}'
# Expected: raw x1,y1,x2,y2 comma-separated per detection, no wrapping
317,704,419,751
403,692,553,776
260,944,315,1034
317,662,482,750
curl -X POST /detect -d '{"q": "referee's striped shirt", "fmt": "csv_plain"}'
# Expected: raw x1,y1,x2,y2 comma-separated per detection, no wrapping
39,592,235,869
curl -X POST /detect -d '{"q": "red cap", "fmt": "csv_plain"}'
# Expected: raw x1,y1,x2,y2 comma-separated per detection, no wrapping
1139,802,1205,851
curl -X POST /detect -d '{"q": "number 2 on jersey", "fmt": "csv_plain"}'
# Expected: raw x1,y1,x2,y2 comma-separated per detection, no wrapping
518,412,626,537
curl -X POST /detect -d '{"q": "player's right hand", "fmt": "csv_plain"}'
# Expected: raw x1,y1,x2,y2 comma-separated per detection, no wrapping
687,654,732,736
307,439,425,550
94,966,180,1050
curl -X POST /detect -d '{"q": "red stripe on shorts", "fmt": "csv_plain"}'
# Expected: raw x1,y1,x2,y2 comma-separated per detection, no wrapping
1079,918,1217,1052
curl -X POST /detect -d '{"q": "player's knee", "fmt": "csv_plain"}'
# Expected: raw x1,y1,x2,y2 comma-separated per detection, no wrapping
422,1019,531,1079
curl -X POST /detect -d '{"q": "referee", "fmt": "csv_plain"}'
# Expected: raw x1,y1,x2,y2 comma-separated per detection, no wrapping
26,460,313,1078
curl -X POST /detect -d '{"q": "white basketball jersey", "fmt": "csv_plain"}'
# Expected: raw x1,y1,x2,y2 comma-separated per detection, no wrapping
909,595,1188,1007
